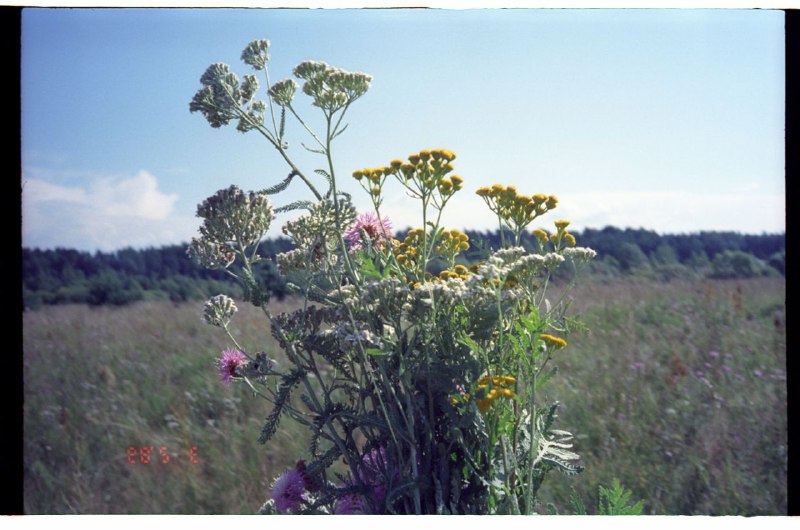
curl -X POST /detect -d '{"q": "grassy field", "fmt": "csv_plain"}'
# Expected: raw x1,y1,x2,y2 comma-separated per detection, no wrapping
22,277,786,514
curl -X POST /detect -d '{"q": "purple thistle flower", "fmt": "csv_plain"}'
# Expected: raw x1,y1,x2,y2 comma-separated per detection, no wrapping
271,468,306,513
694,370,705,379
347,446,395,513
344,212,392,250
709,350,720,359
335,494,365,515
753,369,764,378
218,349,247,385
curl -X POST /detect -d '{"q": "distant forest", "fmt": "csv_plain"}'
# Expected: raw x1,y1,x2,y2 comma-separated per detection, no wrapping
22,227,785,309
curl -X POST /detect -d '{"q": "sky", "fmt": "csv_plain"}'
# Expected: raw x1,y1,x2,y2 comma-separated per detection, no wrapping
21,8,785,252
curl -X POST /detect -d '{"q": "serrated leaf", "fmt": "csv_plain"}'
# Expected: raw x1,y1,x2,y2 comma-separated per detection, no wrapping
279,106,286,139
261,171,298,195
535,366,559,390
275,200,314,213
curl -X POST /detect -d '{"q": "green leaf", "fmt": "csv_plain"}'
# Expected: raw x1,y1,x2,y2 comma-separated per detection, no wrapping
535,366,559,390
365,347,388,357
457,335,484,357
598,479,645,515
568,489,587,515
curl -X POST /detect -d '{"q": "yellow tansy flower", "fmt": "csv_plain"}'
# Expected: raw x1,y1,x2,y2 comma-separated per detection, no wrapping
540,333,567,350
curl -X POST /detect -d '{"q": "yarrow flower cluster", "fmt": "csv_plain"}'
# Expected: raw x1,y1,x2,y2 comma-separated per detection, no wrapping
268,78,298,107
293,60,373,113
241,39,270,70
202,294,238,327
187,185,274,269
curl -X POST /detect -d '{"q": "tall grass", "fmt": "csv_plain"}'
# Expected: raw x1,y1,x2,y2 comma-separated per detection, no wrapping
23,299,306,514
539,277,787,514
23,277,786,514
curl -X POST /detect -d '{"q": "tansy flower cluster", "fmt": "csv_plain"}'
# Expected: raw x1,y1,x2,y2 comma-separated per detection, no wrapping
394,228,471,287
532,220,578,251
540,333,568,350
437,264,471,281
352,149,462,205
434,229,470,262
475,375,518,413
476,185,558,242
394,228,425,270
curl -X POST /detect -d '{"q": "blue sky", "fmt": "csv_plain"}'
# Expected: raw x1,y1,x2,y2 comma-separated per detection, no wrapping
21,8,785,252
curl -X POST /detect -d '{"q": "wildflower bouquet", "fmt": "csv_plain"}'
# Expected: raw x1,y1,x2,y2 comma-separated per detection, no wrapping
189,38,597,515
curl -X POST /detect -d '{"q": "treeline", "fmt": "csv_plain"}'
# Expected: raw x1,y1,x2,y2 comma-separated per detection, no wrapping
22,227,784,310
461,226,785,280
22,238,294,310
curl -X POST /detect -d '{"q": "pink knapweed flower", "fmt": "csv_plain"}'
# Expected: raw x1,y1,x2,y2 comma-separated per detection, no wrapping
344,212,392,250
271,468,306,513
218,349,247,385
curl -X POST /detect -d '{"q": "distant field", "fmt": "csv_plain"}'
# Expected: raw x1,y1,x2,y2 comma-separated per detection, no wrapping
22,277,786,514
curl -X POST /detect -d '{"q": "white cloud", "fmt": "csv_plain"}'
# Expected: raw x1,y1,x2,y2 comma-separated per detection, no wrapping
557,190,785,234
91,171,178,220
22,170,197,251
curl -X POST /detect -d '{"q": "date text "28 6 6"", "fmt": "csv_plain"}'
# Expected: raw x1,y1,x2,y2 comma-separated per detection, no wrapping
127,446,198,464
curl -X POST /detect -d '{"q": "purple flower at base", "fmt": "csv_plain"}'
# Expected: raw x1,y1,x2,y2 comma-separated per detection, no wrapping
355,446,396,511
271,468,306,513
335,494,365,515
344,212,392,251
218,349,247,385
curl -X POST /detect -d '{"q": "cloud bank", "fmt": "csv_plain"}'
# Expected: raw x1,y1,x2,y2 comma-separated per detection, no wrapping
21,170,784,253
22,170,197,251
376,188,785,236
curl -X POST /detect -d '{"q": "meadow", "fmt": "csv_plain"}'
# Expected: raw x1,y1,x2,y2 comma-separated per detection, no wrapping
22,276,786,514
